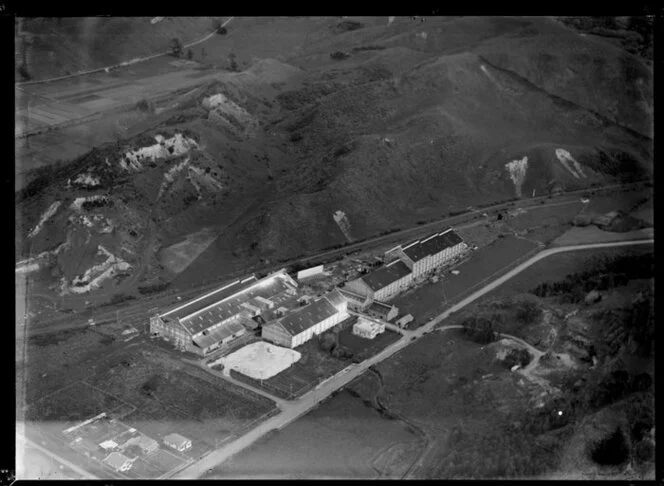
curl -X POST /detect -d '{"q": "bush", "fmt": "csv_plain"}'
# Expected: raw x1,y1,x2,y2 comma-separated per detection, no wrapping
515,301,541,324
590,428,629,466
330,51,350,60
634,440,654,463
319,332,337,353
503,348,533,368
18,63,31,81
461,316,498,344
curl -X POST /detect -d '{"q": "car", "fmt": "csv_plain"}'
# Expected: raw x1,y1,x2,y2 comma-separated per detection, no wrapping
581,197,590,204
451,270,460,275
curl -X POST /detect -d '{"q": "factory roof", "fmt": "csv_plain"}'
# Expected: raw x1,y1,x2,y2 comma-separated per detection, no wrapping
275,294,340,336
402,229,464,262
192,320,246,349
160,276,258,321
360,260,412,291
175,272,295,335
324,288,347,310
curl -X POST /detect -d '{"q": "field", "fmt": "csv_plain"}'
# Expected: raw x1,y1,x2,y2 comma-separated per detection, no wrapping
370,328,554,478
482,244,654,301
159,227,219,274
25,381,135,426
18,445,83,480
391,236,539,325
229,338,348,400
209,341,301,380
338,327,401,357
506,201,584,232
206,389,423,479
552,226,653,246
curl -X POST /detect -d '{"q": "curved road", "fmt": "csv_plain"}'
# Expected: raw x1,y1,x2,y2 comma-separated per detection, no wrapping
174,238,653,479
16,17,235,87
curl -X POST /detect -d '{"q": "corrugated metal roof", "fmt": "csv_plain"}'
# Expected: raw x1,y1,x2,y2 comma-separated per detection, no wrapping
161,277,257,321
181,276,292,335
324,288,347,310
402,229,463,262
360,260,412,291
276,296,339,336
192,320,245,349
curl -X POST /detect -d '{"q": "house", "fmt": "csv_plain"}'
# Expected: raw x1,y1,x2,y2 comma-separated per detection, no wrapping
122,434,159,454
163,433,192,452
262,289,349,348
103,452,134,472
344,259,413,302
150,269,298,356
385,228,468,279
395,314,414,329
366,301,399,322
99,440,118,451
352,317,385,339
338,288,372,312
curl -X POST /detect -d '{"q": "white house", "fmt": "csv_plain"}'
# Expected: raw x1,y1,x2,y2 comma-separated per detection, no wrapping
103,452,133,472
163,433,192,452
352,318,385,339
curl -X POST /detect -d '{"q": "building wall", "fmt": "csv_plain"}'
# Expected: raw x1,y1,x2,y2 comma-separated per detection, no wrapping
374,273,413,302
262,325,293,348
344,279,374,299
291,311,347,348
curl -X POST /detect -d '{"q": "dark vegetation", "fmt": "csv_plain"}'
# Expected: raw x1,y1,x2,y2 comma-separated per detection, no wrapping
137,282,171,295
531,253,653,304
461,315,499,344
502,348,532,369
590,427,630,466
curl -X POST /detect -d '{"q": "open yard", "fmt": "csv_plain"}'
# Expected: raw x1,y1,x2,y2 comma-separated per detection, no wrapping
206,388,423,479
230,338,349,400
338,327,401,358
392,235,539,325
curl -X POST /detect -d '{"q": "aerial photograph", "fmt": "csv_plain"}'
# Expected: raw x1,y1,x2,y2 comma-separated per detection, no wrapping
15,16,654,480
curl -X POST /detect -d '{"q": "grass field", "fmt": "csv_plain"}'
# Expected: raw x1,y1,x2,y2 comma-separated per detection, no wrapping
391,235,539,325
482,244,654,301
506,202,584,232
552,226,653,246
230,338,349,399
83,345,276,449
159,227,219,274
206,389,422,479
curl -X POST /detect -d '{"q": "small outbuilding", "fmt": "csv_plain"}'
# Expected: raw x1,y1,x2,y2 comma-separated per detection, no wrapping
164,433,192,452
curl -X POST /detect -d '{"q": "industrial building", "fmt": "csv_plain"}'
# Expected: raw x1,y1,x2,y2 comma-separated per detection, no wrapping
385,228,468,280
338,288,372,311
150,269,299,356
262,289,349,348
395,314,414,329
343,259,413,302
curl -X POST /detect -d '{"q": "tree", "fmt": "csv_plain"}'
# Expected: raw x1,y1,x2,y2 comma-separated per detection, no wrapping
18,63,31,81
186,48,193,60
200,47,207,62
590,428,629,466
515,301,541,324
228,52,239,71
170,37,183,58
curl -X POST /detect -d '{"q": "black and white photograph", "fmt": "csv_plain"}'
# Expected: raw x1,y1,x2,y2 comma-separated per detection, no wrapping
15,15,655,480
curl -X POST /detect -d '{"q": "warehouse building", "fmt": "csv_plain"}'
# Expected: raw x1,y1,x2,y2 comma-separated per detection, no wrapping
343,259,413,302
262,289,349,348
338,288,372,311
385,228,467,279
150,269,298,356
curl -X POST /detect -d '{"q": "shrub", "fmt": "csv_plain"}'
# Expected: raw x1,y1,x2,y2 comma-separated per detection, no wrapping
515,301,541,324
503,348,533,368
330,51,350,60
590,428,629,466
634,440,654,463
319,332,337,353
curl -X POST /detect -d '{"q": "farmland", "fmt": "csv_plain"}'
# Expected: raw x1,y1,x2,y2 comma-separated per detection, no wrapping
206,388,422,479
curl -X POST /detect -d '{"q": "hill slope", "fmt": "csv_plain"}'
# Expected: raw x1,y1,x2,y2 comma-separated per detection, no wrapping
16,16,653,299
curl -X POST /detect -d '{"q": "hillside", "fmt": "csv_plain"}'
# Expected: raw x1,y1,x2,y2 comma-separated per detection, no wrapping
15,17,219,81
16,16,653,301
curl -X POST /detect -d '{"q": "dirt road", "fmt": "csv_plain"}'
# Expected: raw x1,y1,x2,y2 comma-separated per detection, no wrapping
173,238,653,479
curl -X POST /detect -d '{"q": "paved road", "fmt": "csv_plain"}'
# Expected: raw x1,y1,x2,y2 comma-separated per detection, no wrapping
173,237,653,479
